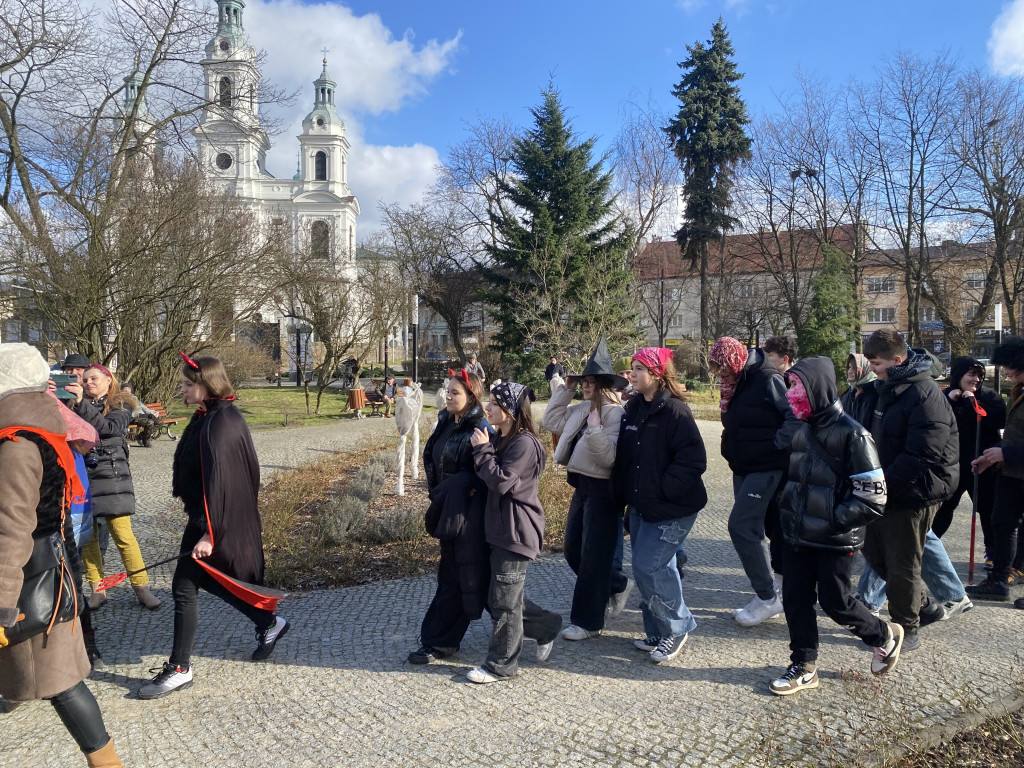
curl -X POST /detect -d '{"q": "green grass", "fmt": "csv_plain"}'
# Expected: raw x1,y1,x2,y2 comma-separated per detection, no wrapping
163,386,438,429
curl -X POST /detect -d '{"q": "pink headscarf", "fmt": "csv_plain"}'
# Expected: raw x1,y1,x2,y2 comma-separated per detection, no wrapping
631,347,674,378
709,337,749,413
51,394,100,453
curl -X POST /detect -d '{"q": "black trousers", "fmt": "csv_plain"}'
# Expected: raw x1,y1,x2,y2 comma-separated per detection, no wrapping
782,542,888,664
990,475,1024,582
933,465,996,551
47,680,110,754
564,475,628,631
862,503,937,630
419,539,485,653
170,527,275,669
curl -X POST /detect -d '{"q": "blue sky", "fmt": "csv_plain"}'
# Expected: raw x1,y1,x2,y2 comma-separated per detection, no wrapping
242,0,1024,236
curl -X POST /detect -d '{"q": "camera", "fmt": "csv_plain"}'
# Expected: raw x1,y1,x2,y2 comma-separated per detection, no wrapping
50,372,78,401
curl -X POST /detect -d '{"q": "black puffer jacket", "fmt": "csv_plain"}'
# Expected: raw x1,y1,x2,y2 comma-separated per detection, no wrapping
74,396,135,518
423,404,489,490
779,357,887,551
943,356,1006,465
869,352,959,508
613,389,708,522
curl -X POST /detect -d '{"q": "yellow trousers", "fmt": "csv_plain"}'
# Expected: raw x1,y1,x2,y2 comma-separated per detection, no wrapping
82,516,149,587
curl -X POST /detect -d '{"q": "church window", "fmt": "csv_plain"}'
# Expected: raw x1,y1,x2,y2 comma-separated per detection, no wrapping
219,77,232,108
219,40,229,52
311,221,330,260
215,153,232,170
314,151,327,180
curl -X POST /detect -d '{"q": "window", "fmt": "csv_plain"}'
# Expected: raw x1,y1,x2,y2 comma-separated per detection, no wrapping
866,308,896,323
314,151,327,180
920,306,938,322
966,273,985,290
3,320,20,342
218,77,232,108
669,315,684,328
311,221,330,259
735,283,755,299
866,276,895,294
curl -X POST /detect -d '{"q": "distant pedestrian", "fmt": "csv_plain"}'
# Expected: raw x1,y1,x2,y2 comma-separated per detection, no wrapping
408,369,491,665
139,354,288,699
768,356,902,696
377,374,398,418
464,382,561,683
544,356,565,382
839,354,877,428
466,354,486,383
613,347,707,663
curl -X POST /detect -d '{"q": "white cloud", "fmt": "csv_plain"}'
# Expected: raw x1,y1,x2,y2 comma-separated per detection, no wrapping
989,0,1024,74
238,0,458,234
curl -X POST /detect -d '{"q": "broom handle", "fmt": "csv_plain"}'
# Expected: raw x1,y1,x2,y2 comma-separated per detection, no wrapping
124,552,191,578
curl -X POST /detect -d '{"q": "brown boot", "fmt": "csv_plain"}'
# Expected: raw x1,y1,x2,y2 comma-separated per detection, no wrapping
132,584,161,610
86,590,107,610
86,738,124,768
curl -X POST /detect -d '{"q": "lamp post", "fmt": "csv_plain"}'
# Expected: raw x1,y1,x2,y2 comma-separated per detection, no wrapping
411,293,419,384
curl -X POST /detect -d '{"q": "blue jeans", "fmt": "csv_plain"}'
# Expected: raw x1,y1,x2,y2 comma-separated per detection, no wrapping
629,508,697,639
858,529,966,609
614,516,686,572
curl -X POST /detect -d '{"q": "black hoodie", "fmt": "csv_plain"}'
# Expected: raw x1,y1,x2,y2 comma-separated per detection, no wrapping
942,356,1005,464
870,351,960,507
778,357,887,551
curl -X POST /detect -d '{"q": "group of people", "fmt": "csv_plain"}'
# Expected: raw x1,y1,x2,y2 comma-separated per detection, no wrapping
410,329,1010,697
0,345,288,767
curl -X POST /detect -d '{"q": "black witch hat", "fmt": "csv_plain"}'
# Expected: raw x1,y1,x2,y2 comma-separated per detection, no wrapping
571,336,628,389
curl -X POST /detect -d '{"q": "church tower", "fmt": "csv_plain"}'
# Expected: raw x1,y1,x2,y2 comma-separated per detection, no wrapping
193,0,270,197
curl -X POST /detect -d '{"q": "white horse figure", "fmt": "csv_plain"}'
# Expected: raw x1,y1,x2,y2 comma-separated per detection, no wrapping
395,382,424,496
549,372,565,394
433,381,448,431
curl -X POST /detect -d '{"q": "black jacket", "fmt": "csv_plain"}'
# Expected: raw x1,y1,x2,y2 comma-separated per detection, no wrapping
869,352,960,508
74,397,135,518
472,431,546,560
613,390,708,522
779,357,887,552
720,349,800,474
172,399,264,584
423,405,489,490
943,356,1006,465
839,381,878,429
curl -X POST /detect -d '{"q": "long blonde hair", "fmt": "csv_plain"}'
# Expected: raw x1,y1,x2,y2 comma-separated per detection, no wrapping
85,366,137,415
588,377,622,412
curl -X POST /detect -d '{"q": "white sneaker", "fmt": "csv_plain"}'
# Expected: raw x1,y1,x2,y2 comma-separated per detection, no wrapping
940,595,974,620
605,578,634,620
139,662,193,699
466,666,502,684
561,624,601,641
871,622,904,676
735,594,784,627
536,640,554,663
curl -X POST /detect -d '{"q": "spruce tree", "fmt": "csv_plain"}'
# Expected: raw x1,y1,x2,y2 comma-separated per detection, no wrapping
802,244,858,376
482,86,639,378
665,19,751,379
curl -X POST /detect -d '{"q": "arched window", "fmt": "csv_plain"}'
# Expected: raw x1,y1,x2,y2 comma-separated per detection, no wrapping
218,77,231,108
311,221,330,260
314,151,327,180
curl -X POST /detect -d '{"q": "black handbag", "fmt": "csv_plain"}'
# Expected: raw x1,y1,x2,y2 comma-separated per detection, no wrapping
5,532,80,646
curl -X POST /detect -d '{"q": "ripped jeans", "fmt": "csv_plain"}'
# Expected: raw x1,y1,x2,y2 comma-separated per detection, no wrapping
629,507,697,639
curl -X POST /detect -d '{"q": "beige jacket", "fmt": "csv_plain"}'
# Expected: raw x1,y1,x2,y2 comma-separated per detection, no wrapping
541,385,623,479
0,392,90,701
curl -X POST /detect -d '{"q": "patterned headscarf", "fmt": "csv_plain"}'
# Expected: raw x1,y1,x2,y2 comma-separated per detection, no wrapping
709,337,749,413
631,347,674,378
490,381,533,418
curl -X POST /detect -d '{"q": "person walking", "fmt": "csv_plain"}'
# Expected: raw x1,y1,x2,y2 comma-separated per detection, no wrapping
408,369,491,664
839,354,877,429
710,337,799,626
464,382,561,683
768,357,902,696
0,343,124,767
465,354,486,383
541,338,630,642
139,354,288,699
544,356,565,382
70,363,160,611
613,347,707,663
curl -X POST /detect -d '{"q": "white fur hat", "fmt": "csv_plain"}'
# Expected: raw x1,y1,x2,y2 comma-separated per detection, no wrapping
0,343,52,400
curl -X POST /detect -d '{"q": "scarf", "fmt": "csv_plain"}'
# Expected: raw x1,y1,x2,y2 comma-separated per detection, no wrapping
491,381,532,418
631,347,674,378
709,337,749,413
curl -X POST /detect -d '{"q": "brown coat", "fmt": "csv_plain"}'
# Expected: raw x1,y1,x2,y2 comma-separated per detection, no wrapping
0,392,90,701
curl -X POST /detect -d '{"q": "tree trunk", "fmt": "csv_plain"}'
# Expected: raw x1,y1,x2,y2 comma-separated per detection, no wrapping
699,241,710,382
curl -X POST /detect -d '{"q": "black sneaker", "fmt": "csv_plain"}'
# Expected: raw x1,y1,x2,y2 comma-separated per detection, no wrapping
919,598,945,627
139,662,193,699
769,663,819,695
252,616,289,661
901,627,920,652
966,578,1011,602
1015,597,1024,610
407,645,455,665
650,633,687,663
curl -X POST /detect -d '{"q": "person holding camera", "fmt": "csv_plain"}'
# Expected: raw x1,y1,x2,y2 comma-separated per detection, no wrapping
67,363,159,611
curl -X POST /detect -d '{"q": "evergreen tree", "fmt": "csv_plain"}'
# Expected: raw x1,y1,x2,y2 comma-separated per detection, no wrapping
665,19,751,379
802,244,858,376
482,86,639,377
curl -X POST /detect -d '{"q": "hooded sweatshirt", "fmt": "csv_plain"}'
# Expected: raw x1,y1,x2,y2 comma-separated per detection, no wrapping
839,353,877,428
777,357,887,551
943,356,1005,465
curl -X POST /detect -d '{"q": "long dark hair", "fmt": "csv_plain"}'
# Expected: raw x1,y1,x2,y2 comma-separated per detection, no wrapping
495,398,538,452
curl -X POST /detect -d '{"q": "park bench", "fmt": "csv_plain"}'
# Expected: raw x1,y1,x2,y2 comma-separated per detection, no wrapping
363,388,386,417
129,402,187,442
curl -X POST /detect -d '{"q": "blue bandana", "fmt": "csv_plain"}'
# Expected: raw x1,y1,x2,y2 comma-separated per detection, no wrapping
491,381,532,417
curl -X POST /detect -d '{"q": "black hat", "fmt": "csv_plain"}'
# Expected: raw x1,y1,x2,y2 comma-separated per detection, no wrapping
572,337,628,389
993,337,1024,371
61,353,90,369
